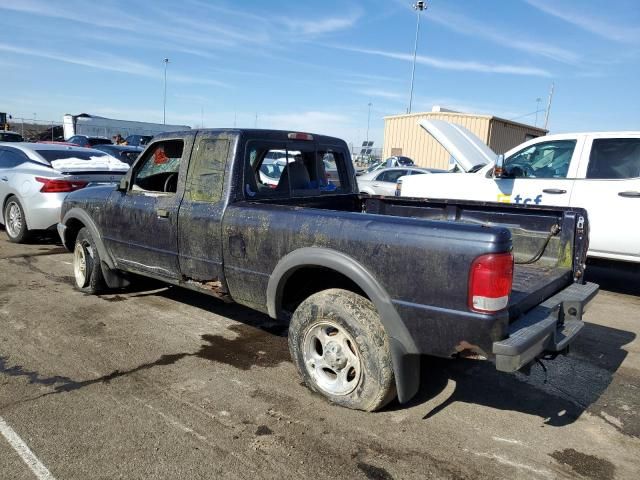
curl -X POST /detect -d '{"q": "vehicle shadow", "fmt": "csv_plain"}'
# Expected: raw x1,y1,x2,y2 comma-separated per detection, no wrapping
400,320,635,432
585,258,640,296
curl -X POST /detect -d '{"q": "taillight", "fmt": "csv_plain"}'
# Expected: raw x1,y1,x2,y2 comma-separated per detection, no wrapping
35,177,88,193
395,179,403,197
468,252,513,313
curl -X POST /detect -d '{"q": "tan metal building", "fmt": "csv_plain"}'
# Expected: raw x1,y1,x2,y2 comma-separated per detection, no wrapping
383,108,548,169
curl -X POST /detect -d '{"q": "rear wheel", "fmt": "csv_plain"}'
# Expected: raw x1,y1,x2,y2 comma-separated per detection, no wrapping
288,288,396,411
4,196,29,243
73,227,107,294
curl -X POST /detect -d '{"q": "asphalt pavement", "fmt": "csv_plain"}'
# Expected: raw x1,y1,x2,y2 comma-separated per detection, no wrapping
0,234,638,479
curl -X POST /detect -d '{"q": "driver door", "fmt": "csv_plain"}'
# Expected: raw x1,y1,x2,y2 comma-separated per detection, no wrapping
104,137,191,279
493,137,584,207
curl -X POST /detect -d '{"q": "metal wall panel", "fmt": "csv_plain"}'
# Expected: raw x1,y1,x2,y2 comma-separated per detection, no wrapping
383,112,546,169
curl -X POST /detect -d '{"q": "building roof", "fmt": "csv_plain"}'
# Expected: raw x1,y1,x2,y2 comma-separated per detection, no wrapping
383,110,548,135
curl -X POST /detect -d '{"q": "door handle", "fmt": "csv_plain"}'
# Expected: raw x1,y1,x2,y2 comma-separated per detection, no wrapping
618,191,640,198
156,208,169,218
1,176,7,182
542,188,567,194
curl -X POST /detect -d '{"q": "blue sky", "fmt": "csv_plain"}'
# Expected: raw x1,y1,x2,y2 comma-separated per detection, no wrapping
1,0,639,148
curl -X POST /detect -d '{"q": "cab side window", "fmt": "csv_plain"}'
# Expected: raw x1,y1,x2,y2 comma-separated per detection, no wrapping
186,138,230,203
504,140,576,179
132,140,184,194
377,169,407,183
586,138,640,179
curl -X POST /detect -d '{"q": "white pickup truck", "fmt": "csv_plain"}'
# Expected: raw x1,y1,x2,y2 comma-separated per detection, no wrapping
398,120,640,263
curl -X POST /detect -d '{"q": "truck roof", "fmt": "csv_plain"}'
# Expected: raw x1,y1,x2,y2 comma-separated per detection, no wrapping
152,128,347,145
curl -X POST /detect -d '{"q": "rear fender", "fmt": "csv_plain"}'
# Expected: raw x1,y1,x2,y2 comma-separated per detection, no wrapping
267,247,421,403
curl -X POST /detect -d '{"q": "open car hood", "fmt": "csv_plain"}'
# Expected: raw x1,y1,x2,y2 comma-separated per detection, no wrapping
419,119,497,172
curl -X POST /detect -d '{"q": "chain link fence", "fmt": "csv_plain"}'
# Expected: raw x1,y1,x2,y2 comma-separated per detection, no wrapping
6,118,64,142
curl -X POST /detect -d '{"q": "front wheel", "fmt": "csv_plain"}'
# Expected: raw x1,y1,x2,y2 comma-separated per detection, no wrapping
288,289,396,411
4,196,29,243
73,227,107,294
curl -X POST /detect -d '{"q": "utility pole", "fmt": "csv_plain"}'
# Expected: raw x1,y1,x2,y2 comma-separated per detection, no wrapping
534,97,542,127
408,1,427,114
543,82,554,130
255,113,258,128
366,102,373,145
163,58,170,125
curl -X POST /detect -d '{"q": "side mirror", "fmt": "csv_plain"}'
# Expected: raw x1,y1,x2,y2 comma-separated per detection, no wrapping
118,177,129,191
494,154,506,178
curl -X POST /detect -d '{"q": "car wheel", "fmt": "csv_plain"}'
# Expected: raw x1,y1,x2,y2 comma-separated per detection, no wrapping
4,196,30,243
288,288,396,411
73,227,107,294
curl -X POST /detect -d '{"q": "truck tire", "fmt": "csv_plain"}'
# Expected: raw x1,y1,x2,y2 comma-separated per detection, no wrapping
4,196,30,243
288,288,396,411
73,227,107,294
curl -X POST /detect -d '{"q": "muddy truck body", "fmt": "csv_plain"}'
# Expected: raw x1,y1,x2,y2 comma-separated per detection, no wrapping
58,128,598,411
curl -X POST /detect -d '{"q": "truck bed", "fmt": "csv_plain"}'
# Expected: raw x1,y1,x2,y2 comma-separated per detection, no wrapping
258,194,586,321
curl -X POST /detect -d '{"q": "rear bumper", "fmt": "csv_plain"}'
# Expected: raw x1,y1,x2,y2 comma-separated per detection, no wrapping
493,282,599,372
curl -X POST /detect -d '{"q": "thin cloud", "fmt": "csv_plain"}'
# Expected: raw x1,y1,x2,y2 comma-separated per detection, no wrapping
524,0,640,44
427,9,580,64
0,42,229,87
332,45,552,77
279,11,362,36
359,89,405,101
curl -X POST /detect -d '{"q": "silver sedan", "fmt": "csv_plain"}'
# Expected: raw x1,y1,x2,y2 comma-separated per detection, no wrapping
0,143,129,242
357,166,445,196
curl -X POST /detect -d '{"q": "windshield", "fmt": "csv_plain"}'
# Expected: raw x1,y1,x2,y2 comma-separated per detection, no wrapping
366,161,383,173
36,149,110,162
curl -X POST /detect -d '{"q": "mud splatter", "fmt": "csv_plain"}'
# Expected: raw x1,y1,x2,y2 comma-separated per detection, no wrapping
255,425,273,436
550,448,615,480
357,462,394,480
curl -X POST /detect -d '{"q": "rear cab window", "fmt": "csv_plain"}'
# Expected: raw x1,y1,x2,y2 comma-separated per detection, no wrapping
243,141,350,199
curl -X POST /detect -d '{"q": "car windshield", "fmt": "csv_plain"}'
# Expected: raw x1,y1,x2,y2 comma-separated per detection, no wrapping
366,161,383,173
36,150,110,162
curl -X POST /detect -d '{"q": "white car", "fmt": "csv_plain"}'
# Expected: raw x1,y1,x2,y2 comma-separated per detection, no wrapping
0,143,130,242
359,166,443,196
398,119,640,263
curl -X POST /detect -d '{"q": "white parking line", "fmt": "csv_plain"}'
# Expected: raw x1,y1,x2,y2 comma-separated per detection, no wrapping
0,416,56,480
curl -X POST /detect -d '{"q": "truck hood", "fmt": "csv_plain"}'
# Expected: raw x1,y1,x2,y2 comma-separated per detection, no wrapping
419,119,497,172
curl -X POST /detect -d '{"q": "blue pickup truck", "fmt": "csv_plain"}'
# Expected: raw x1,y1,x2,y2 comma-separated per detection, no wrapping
58,128,598,411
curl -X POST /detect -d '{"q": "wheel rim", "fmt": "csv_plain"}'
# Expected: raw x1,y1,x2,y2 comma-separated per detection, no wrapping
302,321,362,396
73,241,91,288
5,202,22,238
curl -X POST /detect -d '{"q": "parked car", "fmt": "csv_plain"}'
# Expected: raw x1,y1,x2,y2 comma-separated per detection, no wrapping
124,134,153,147
358,166,444,196
93,144,143,166
0,143,130,242
66,135,113,148
357,156,415,176
398,119,640,264
58,128,596,411
0,131,24,142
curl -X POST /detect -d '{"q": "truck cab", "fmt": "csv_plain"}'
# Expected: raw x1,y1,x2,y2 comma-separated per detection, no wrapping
399,120,640,263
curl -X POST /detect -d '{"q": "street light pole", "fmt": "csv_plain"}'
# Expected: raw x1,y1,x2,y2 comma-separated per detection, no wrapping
366,102,373,145
163,58,170,125
408,1,426,114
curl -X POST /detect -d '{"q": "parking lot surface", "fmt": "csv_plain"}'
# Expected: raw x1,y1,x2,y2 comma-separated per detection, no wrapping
0,235,639,479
